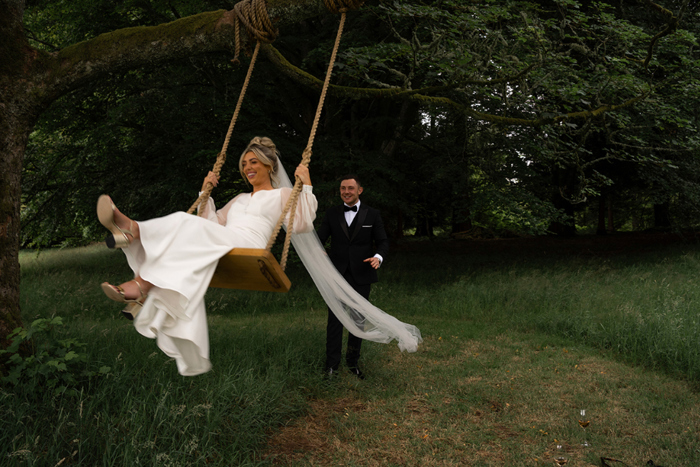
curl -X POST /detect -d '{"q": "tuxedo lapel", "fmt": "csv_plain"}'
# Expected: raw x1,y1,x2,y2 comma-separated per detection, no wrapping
350,205,368,242
339,206,350,238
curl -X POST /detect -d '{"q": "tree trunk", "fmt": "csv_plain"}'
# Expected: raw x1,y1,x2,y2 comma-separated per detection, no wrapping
654,202,671,228
548,167,577,236
452,208,472,234
0,0,34,353
394,209,404,239
0,0,334,353
414,217,434,238
597,196,607,235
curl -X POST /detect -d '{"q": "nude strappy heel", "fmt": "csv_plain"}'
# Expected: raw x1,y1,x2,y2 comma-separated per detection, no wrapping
101,279,147,307
121,302,142,321
97,194,135,249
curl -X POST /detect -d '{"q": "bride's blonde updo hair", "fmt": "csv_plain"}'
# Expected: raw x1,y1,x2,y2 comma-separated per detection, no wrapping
239,136,281,187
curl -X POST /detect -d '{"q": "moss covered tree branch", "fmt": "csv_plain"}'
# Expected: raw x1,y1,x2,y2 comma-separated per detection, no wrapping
35,0,329,104
642,0,681,69
263,43,650,127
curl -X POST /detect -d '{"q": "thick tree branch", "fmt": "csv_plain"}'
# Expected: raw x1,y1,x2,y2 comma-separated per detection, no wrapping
263,43,650,127
32,0,329,104
36,10,235,102
642,0,680,69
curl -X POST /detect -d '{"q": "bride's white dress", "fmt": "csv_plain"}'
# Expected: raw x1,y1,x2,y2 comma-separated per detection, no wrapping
122,186,317,376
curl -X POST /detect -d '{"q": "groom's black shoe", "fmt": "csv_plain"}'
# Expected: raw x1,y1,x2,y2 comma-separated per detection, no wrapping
323,366,339,381
347,366,365,380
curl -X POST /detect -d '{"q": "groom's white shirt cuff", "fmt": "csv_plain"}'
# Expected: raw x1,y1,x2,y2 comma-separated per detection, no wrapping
374,254,383,267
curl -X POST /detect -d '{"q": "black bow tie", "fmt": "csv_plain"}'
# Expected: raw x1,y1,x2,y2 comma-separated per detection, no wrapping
344,205,357,212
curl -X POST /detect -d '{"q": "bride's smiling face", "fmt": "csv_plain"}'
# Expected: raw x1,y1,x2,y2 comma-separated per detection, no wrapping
241,152,271,187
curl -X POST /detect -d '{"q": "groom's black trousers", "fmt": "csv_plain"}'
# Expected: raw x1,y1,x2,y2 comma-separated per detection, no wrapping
325,269,370,370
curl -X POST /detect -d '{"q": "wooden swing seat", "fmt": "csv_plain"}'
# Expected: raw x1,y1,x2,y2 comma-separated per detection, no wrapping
209,248,291,292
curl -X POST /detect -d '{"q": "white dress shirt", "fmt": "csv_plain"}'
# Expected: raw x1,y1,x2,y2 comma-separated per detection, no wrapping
344,200,360,225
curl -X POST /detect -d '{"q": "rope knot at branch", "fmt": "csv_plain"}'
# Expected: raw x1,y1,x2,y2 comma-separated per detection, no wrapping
231,0,278,64
323,0,365,14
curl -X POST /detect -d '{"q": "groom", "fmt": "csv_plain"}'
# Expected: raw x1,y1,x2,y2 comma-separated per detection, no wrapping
317,175,389,379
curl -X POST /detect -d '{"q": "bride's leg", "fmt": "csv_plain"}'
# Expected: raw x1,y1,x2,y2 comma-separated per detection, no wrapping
101,276,153,303
109,277,152,322
97,195,140,247
120,276,152,298
112,205,140,241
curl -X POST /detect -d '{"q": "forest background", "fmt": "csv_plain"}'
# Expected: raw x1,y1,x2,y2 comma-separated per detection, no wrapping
2,1,700,464
16,0,700,249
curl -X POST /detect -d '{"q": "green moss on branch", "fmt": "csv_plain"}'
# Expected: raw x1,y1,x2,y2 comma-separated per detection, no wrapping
57,10,227,70
263,44,649,127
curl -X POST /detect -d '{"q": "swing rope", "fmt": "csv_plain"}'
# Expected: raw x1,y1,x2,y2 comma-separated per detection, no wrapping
192,0,364,286
266,0,364,270
187,0,278,216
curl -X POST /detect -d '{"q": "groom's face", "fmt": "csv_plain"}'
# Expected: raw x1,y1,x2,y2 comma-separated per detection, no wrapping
340,179,363,207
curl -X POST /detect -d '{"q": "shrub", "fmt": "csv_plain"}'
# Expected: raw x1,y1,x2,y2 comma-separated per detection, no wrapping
0,317,110,398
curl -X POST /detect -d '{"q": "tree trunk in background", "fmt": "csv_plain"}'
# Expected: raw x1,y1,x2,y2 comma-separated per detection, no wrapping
394,210,404,240
451,113,472,235
597,196,607,235
549,167,577,236
654,202,671,228
0,0,34,353
415,218,434,238
452,207,473,234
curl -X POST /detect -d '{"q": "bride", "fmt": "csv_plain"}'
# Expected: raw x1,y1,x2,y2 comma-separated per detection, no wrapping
98,136,422,376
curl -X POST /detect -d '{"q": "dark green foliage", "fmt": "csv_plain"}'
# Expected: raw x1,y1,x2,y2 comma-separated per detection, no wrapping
0,317,110,399
20,0,700,246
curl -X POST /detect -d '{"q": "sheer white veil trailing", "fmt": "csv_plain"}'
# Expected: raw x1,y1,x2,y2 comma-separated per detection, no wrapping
277,161,422,353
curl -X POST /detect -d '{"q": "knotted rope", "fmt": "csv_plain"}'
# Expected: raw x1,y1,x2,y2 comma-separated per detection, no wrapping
322,0,365,14
187,0,278,215
231,0,278,64
266,0,364,270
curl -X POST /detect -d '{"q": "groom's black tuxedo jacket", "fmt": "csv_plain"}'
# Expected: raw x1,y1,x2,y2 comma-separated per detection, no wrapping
317,203,389,286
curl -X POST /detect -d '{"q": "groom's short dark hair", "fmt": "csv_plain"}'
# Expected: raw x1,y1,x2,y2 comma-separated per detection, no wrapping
340,174,362,187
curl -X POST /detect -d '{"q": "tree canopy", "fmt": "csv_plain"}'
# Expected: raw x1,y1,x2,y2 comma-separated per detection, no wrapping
18,0,700,247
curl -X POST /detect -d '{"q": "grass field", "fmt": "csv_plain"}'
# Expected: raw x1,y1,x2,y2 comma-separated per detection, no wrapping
3,232,700,466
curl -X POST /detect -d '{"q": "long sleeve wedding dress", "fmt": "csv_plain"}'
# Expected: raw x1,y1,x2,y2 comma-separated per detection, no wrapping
121,186,317,376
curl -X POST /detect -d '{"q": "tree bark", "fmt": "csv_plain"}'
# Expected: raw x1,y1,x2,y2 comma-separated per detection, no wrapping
548,167,577,236
654,202,672,228
0,0,33,354
0,0,329,353
597,195,607,235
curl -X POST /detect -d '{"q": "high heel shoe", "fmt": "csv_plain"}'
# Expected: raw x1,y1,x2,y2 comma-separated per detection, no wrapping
101,279,147,309
97,194,135,249
121,302,142,321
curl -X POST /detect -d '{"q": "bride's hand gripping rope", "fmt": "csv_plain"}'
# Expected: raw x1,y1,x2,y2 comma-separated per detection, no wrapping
201,171,220,192
294,164,311,186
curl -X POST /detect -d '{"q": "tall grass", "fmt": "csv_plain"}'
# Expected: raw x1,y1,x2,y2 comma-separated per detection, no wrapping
6,245,329,466
377,236,700,382
4,234,700,465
